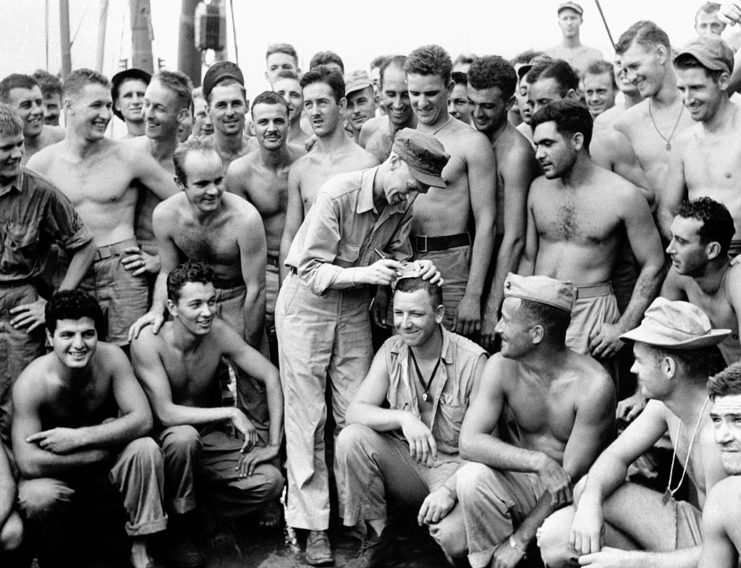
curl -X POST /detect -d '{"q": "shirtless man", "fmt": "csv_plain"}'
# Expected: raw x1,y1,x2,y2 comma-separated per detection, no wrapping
445,273,615,567
659,36,741,249
130,262,283,563
27,68,177,347
0,442,22,564
12,290,167,568
123,70,193,281
111,68,150,138
662,198,741,365
265,43,301,85
526,59,654,201
279,65,378,281
203,61,252,170
538,297,730,568
593,55,642,129
226,91,304,362
466,55,539,347
613,20,695,205
523,100,664,366
33,69,63,126
192,87,214,137
696,1,726,36
0,74,64,164
698,363,741,568
404,44,497,337
271,70,310,148
545,2,603,77
448,72,471,125
345,70,376,141
359,55,417,163
583,60,617,120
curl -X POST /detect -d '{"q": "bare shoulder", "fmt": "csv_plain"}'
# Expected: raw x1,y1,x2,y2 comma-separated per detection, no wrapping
361,116,383,138
45,125,65,143
708,476,741,516
569,352,614,404
95,342,131,373
223,191,262,225
153,192,185,222
348,142,380,167
449,120,489,149
481,352,518,390
614,100,648,133
592,165,644,205
14,354,54,395
130,325,167,355
499,125,535,164
26,140,63,170
228,149,259,178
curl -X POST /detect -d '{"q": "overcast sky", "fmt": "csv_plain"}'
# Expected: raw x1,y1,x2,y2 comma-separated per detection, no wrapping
2,0,739,99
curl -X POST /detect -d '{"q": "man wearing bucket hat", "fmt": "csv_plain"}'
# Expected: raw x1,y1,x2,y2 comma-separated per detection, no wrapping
345,70,376,141
440,273,615,568
539,297,730,568
111,68,151,138
276,129,447,565
660,35,741,255
545,2,603,78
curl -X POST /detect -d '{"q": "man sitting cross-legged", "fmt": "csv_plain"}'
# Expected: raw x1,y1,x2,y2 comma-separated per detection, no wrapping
130,261,283,567
336,269,487,568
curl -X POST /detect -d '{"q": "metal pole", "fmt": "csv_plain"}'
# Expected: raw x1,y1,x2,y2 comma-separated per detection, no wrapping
178,0,201,86
96,0,110,72
129,0,154,73
594,0,616,52
59,0,72,77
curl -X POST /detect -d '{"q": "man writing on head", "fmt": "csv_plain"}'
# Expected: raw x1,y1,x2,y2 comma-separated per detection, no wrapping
0,74,64,164
359,55,418,164
111,68,150,138
662,198,741,366
336,270,487,567
466,55,539,347
28,68,178,349
523,100,664,367
444,273,615,568
545,2,603,77
404,44,497,338
12,290,167,568
659,36,741,249
131,262,283,564
539,297,730,568
226,92,304,363
279,65,379,282
345,70,377,141
0,103,96,441
276,129,446,565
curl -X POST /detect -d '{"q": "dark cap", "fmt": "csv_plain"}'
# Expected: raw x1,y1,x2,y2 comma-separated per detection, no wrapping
391,129,449,188
675,35,735,75
202,61,244,101
111,68,151,121
516,55,553,81
558,1,583,15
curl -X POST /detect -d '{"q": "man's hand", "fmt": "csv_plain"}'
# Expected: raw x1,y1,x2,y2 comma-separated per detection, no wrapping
359,259,404,286
10,298,47,332
537,454,572,507
26,427,84,454
569,496,605,556
454,295,481,336
589,323,624,360
616,392,646,423
231,409,258,454
720,2,741,25
236,444,279,478
417,486,455,526
411,259,443,286
492,537,527,568
370,288,391,328
480,308,499,352
128,310,165,342
122,247,160,276
578,546,639,567
400,413,437,466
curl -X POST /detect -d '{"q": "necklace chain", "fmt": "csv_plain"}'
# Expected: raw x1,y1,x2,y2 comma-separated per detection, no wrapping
664,397,710,504
432,116,453,136
648,100,684,151
409,349,442,402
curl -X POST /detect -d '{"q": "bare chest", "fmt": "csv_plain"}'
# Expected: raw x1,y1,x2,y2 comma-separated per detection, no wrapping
174,217,240,265
534,189,619,244
244,169,288,217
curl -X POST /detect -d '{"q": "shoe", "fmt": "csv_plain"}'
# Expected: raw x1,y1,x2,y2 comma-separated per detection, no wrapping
305,530,334,566
153,517,204,568
345,525,398,568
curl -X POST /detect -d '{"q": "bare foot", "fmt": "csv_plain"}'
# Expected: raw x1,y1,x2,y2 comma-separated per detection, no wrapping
130,537,158,568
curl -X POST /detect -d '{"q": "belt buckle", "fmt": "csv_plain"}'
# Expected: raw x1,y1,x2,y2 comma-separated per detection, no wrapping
416,235,428,253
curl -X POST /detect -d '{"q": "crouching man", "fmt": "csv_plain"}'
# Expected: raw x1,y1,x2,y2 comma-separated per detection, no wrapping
130,261,283,566
12,290,167,568
336,270,487,567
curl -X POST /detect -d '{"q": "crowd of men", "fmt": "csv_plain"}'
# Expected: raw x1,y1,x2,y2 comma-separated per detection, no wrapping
6,1,741,567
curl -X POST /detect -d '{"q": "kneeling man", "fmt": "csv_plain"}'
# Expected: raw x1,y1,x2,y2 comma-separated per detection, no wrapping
336,270,487,567
12,290,167,568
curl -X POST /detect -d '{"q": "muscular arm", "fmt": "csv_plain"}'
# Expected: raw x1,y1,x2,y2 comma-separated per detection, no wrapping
659,268,687,301
58,239,96,290
225,159,250,201
279,161,305,283
518,187,539,276
657,144,687,241
0,444,15,530
593,129,655,205
129,146,179,201
237,202,268,346
698,478,740,568
456,134,497,335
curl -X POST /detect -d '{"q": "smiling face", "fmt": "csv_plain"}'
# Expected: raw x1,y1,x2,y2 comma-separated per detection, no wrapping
67,83,113,141
208,82,247,136
272,76,303,125
528,77,568,115
382,65,413,127
7,86,45,138
621,41,666,99
495,297,535,359
383,155,429,208
115,78,147,124
676,65,727,123
0,131,24,185
252,102,289,151
179,149,225,214
347,86,376,131
393,288,444,347
143,79,181,141
168,281,217,337
468,85,510,135
50,317,98,369
583,72,617,118
303,81,344,138
43,92,62,126
407,73,450,127
711,394,741,474
448,82,471,124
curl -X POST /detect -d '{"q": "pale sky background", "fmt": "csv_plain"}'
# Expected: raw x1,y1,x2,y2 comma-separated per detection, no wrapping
1,0,740,102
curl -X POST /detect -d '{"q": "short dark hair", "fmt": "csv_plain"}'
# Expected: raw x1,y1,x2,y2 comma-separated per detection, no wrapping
274,69,300,82
649,344,726,382
708,362,741,400
467,55,517,99
309,51,345,73
153,70,193,113
33,69,63,98
585,60,618,89
615,20,671,55
172,136,218,185
453,53,477,66
167,261,215,303
510,50,545,68
404,45,453,85
370,55,389,70
266,43,298,63
531,99,593,150
526,59,579,92
451,71,468,87
0,103,23,137
300,65,345,103
63,68,110,99
696,1,722,21
517,299,571,345
45,290,106,337
251,90,289,117
674,52,726,82
380,55,407,88
0,74,40,103
394,277,443,309
675,197,734,255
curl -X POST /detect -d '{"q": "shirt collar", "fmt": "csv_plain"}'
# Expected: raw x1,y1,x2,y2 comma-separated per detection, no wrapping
391,325,453,364
356,167,380,214
0,170,22,197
